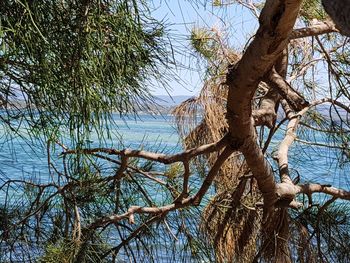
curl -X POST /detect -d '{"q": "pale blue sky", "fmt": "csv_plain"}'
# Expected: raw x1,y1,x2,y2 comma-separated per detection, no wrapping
149,1,258,96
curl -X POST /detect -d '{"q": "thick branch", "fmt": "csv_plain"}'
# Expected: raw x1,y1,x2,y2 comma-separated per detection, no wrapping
277,98,345,185
269,67,309,111
253,49,289,128
252,88,279,128
297,184,350,200
276,182,350,205
88,200,191,229
63,135,229,164
276,97,350,204
277,105,309,184
226,0,303,210
86,145,235,229
290,20,338,39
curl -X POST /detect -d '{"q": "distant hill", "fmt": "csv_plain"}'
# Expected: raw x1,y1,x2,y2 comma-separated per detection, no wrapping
153,96,349,121
275,102,349,122
132,95,193,115
154,95,193,106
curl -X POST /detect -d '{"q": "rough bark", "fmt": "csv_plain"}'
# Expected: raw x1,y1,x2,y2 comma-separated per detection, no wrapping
252,49,288,127
269,67,309,111
252,88,279,128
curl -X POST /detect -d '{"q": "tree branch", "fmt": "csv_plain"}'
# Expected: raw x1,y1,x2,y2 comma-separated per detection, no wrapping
226,0,303,213
297,184,350,200
277,97,348,186
290,20,338,39
176,160,190,201
63,135,229,164
252,49,288,128
269,67,309,111
86,144,235,229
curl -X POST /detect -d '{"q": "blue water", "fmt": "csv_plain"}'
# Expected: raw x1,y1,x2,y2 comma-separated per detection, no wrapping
0,114,349,197
268,125,350,190
0,114,180,187
1,114,350,262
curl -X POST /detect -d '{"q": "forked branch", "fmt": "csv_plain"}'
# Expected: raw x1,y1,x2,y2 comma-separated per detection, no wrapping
86,145,235,229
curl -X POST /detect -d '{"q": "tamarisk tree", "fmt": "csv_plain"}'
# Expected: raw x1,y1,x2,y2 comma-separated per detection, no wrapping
1,0,350,262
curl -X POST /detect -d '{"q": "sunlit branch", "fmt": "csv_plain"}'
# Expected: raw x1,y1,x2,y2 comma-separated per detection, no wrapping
277,98,349,185
252,88,279,128
297,184,350,200
290,20,338,39
269,68,309,111
277,100,310,185
275,97,350,206
86,145,235,228
62,134,229,164
72,205,82,242
253,50,288,128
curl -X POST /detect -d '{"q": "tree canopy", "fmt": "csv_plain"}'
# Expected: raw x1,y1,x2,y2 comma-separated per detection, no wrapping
0,0,169,142
1,0,350,262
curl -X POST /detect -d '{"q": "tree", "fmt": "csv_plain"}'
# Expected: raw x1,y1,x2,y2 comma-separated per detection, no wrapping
1,0,350,262
0,0,168,142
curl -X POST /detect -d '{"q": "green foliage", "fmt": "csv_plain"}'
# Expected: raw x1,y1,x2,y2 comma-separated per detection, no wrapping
212,0,222,6
300,0,327,21
1,1,350,262
190,26,238,79
0,0,168,142
164,163,183,179
190,27,220,62
39,241,74,263
294,203,350,262
39,237,110,263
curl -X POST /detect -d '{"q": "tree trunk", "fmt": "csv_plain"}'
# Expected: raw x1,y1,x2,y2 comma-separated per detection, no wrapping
226,0,302,210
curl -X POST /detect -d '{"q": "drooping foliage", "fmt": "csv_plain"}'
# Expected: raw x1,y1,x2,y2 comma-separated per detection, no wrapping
0,0,168,142
173,1,350,262
1,1,350,263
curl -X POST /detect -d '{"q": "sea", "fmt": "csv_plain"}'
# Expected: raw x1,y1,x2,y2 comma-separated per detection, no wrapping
0,114,180,190
0,113,348,191
0,114,349,262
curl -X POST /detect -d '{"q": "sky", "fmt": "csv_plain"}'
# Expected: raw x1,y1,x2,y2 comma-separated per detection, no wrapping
149,1,258,96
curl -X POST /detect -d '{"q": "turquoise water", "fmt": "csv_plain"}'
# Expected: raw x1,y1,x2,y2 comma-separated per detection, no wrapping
0,114,180,186
1,114,350,262
0,114,349,197
268,125,350,189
